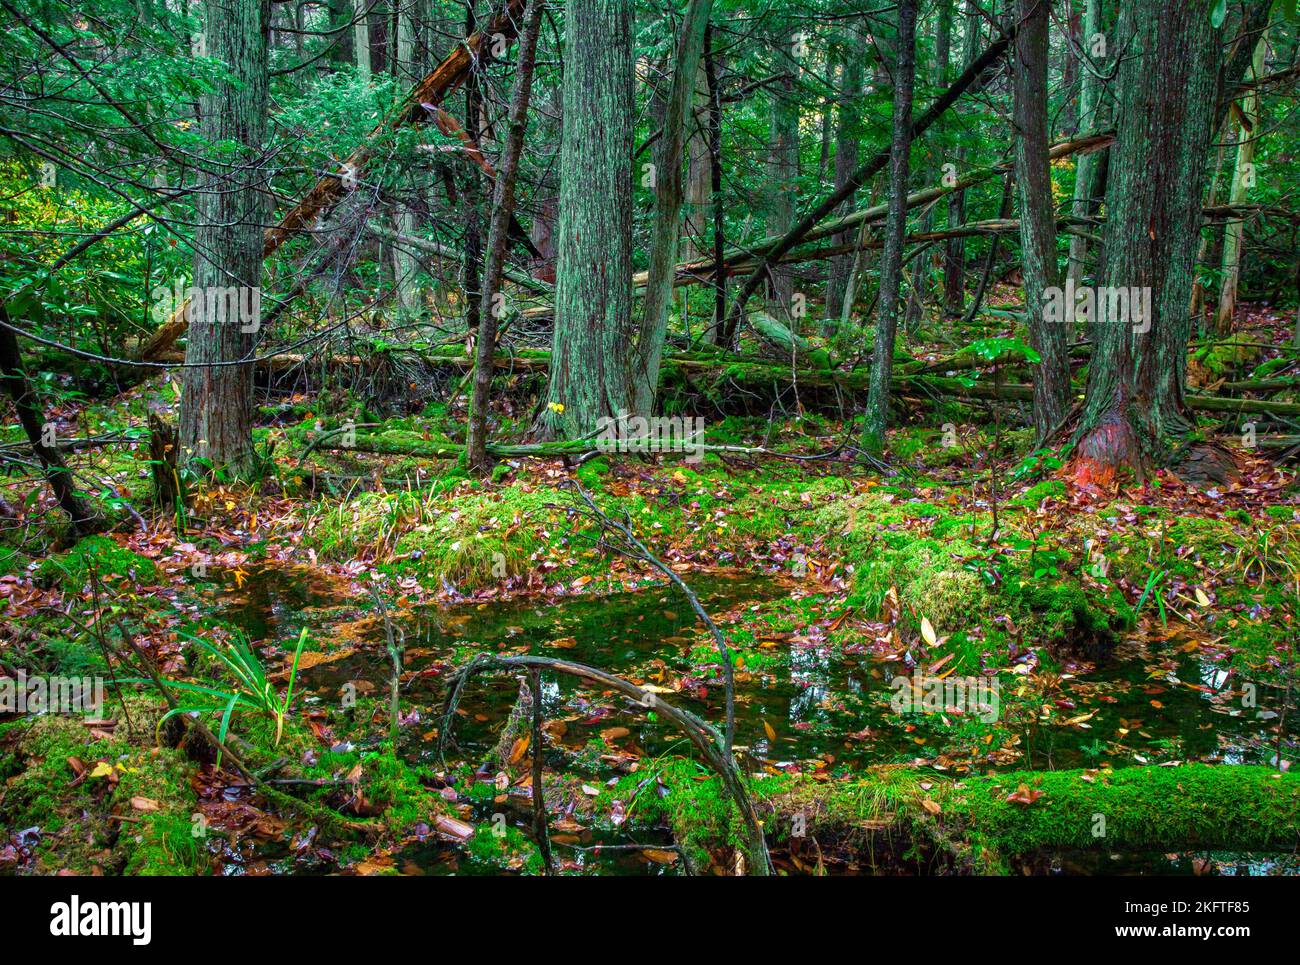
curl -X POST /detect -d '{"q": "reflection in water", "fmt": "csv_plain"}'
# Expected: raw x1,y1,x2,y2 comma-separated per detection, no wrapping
210,564,1298,875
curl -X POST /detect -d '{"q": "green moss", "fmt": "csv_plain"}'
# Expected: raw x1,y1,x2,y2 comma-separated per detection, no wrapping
1193,338,1259,380
575,457,610,489
1010,479,1066,507
307,483,558,589
856,536,987,634
949,764,1300,857
0,700,203,875
466,822,544,873
36,535,157,591
598,758,752,870
753,765,1300,873
1002,578,1125,652
302,743,443,837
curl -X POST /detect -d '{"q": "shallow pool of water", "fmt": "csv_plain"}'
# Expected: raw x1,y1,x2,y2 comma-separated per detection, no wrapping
200,564,1297,874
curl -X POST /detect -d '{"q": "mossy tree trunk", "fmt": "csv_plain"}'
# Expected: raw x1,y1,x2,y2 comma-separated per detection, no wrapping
1215,26,1268,335
633,0,713,418
1065,0,1111,290
0,310,102,534
541,0,635,439
179,0,269,477
1073,0,1222,484
861,0,917,456
1013,0,1068,443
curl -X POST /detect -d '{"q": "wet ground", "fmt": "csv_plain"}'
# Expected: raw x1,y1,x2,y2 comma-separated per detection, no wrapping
195,564,1299,875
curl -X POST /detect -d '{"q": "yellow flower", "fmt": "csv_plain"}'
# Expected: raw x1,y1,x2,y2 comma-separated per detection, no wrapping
547,402,565,414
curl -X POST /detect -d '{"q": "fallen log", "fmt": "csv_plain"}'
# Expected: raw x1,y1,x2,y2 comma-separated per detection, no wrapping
176,344,1299,420
765,764,1300,874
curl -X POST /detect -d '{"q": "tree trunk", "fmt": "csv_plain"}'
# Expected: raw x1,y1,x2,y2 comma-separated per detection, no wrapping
861,0,917,456
942,0,982,316
541,0,635,439
1074,0,1223,485
1066,0,1110,289
179,0,269,477
684,60,712,262
764,59,799,322
825,23,864,324
466,0,543,473
633,0,713,417
391,3,420,312
1014,0,1068,443
1215,27,1268,334
704,26,726,344
0,310,101,534
354,0,371,80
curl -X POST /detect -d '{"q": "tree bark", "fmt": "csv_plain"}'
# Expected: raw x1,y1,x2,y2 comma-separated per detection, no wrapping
179,0,269,476
683,59,712,262
633,0,713,417
861,0,917,456
825,22,865,323
1066,0,1110,289
354,0,371,80
466,0,544,472
1074,0,1223,485
1215,27,1268,334
764,53,799,321
704,27,726,344
1013,0,1068,443
391,2,420,313
541,0,635,439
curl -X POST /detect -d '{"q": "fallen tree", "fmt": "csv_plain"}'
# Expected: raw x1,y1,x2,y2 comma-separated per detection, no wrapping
762,764,1300,874
134,0,530,362
268,346,1300,418
722,21,1020,339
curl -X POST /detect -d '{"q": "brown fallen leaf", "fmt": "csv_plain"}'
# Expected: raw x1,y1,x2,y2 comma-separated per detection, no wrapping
920,798,942,816
1006,783,1044,806
129,796,160,812
640,848,679,865
434,815,474,842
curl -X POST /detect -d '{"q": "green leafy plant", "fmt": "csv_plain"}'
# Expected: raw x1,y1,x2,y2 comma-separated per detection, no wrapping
1134,567,1170,626
153,628,309,763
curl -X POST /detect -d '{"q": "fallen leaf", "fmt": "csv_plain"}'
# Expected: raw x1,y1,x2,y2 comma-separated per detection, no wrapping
920,618,938,646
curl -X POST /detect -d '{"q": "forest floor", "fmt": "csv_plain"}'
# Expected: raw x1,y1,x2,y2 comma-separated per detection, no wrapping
2,297,1299,876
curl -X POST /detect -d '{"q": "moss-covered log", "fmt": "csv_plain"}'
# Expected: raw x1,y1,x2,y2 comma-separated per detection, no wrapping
764,764,1300,874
